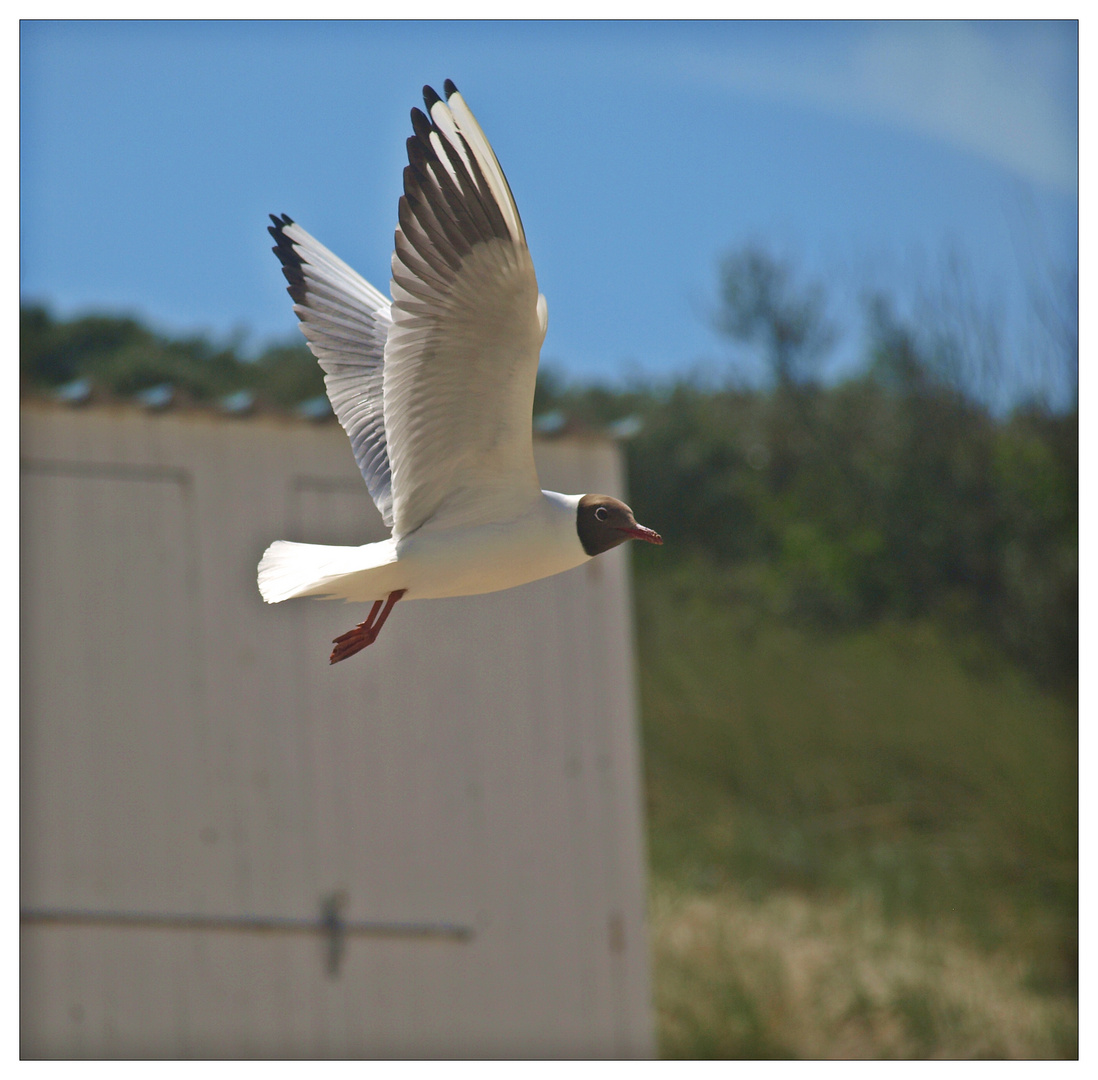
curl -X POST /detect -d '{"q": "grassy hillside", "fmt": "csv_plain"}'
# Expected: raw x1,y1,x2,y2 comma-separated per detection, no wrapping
633,553,1077,1058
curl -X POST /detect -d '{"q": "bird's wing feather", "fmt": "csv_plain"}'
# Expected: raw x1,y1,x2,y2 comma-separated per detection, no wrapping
383,81,546,538
269,214,394,528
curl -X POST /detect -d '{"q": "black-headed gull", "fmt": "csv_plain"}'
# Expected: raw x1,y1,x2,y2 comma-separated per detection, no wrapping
258,80,662,663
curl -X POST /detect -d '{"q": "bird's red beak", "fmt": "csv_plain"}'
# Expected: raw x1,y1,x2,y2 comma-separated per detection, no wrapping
618,524,663,545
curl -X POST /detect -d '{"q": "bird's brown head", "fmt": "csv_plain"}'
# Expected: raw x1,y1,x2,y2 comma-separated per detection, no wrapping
576,494,663,557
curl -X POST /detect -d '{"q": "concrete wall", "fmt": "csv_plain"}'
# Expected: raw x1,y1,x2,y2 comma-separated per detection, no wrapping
19,401,654,1058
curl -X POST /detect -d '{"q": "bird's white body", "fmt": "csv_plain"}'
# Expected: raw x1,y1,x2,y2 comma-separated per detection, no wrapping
259,490,587,604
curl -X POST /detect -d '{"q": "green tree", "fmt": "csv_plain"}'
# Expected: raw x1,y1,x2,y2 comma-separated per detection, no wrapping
715,246,836,390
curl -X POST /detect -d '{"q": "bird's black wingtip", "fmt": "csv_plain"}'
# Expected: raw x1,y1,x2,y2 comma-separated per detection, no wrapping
269,212,294,229
443,78,458,99
409,106,432,140
422,84,442,110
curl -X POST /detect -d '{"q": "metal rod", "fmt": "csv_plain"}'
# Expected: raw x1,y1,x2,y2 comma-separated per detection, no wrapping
20,906,473,942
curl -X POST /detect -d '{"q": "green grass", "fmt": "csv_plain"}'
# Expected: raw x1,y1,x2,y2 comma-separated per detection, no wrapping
633,555,1077,1058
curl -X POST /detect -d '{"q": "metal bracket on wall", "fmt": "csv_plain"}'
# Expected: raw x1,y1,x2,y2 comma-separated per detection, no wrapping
20,899,474,978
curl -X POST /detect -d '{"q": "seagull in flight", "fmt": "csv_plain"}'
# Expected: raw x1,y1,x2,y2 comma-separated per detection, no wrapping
258,80,662,663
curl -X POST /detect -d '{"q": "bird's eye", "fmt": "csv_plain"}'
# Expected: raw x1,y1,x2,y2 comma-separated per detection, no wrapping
595,506,609,522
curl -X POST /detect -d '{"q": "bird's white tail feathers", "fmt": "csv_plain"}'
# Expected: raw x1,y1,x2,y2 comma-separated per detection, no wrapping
257,539,399,604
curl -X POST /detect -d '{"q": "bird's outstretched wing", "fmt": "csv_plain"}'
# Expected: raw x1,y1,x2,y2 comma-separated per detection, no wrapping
269,214,394,529
383,80,547,538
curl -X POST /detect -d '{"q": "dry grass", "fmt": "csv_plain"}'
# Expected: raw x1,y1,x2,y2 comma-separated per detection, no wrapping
649,881,1078,1059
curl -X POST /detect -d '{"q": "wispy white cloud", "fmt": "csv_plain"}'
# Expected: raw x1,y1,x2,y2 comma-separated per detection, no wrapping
672,22,1077,196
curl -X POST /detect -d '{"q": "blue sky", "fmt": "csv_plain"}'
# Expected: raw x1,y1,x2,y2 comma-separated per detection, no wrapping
19,19,1078,402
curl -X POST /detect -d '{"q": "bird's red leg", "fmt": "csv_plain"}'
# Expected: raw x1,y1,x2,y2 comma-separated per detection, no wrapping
332,599,383,647
329,590,407,665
